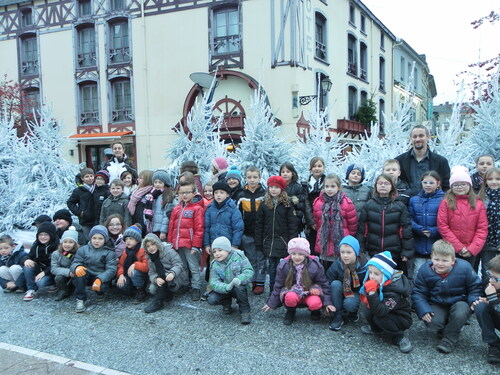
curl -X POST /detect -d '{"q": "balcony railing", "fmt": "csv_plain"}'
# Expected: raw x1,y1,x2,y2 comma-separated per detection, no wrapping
360,68,367,80
213,35,240,56
80,111,100,125
21,60,38,75
109,47,130,63
379,80,385,91
78,51,97,67
348,62,357,76
315,41,327,60
337,119,367,134
112,109,134,123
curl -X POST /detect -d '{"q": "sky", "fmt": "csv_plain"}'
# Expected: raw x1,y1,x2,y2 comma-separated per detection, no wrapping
361,0,499,104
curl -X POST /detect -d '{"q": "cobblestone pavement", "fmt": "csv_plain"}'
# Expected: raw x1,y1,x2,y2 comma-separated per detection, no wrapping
0,286,498,375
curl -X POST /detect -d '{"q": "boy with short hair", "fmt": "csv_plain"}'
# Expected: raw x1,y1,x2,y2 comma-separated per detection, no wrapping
473,255,500,364
412,240,482,353
360,251,413,353
168,181,205,301
207,236,254,324
383,159,411,205
99,179,132,227
239,166,266,294
67,168,96,241
93,170,111,225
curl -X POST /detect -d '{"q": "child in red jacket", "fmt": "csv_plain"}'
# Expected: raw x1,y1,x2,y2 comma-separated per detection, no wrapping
168,180,205,301
116,224,149,303
313,174,357,268
437,166,488,270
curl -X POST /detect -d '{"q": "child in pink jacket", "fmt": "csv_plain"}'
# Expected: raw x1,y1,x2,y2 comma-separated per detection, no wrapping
437,166,488,270
313,174,357,268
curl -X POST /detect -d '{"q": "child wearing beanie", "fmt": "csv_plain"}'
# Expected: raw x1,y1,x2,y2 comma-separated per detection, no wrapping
225,166,244,203
359,251,413,353
144,169,175,240
211,157,228,183
255,176,297,292
142,233,189,313
51,226,80,301
437,166,487,269
116,224,149,304
262,238,334,325
70,225,117,312
343,164,372,220
207,236,254,324
93,170,111,225
326,235,368,331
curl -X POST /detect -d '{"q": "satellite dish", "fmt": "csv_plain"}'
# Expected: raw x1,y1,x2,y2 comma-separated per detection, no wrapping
190,72,216,89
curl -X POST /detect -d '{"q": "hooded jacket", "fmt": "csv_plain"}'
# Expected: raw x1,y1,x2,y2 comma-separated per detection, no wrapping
204,198,244,248
20,222,59,275
168,194,205,250
70,242,117,283
209,249,254,294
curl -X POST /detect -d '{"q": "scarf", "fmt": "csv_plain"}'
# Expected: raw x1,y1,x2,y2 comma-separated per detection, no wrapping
123,243,140,273
291,263,305,297
128,185,153,215
144,187,164,221
149,249,166,280
0,254,9,264
83,184,95,194
342,253,368,297
319,192,345,257
486,188,500,246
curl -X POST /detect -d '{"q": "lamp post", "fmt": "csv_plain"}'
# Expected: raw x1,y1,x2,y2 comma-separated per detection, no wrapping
299,76,333,105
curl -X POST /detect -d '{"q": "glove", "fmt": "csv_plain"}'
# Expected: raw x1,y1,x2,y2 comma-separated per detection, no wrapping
231,277,241,287
91,278,102,292
225,278,239,292
364,279,380,294
75,266,87,277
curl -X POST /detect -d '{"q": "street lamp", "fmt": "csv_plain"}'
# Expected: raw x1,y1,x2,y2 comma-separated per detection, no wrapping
299,76,333,105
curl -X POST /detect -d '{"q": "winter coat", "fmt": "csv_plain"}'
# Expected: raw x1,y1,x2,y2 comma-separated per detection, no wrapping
286,181,314,231
67,186,95,226
342,184,373,219
326,255,368,288
471,172,483,194
104,154,136,182
267,256,333,309
437,195,488,256
313,193,358,255
99,193,132,227
152,195,175,234
356,196,414,259
0,244,26,268
117,247,149,277
168,195,205,250
20,240,59,275
304,174,325,207
408,189,445,256
363,272,412,323
255,200,298,258
145,239,189,292
411,259,482,319
204,198,244,248
239,184,265,237
396,179,411,206
209,249,254,294
93,185,110,225
230,184,245,205
51,251,75,278
70,243,117,283
395,148,451,192
108,235,126,260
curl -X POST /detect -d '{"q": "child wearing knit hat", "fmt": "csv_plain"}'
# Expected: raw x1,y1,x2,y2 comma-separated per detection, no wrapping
326,235,368,331
51,226,80,301
359,251,413,353
343,164,372,220
262,237,334,325
144,169,175,241
70,225,117,313
211,157,228,183
225,166,244,203
116,224,149,304
437,166,488,269
207,236,254,324
93,170,111,225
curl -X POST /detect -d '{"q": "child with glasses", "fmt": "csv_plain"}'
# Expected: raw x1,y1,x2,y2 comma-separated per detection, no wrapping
356,174,413,275
437,166,487,269
408,170,445,277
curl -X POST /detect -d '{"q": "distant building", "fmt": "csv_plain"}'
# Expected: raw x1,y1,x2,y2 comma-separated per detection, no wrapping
433,102,476,132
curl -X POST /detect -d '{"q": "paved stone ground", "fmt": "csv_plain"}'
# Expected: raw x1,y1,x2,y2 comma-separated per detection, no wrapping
0,286,498,375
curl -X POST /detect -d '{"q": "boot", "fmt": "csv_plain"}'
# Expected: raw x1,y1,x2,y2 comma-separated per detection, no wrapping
144,297,164,313
133,287,147,304
163,285,174,302
54,277,70,301
283,307,296,326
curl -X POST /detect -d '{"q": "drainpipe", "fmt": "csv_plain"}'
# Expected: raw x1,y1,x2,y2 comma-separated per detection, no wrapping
141,0,152,168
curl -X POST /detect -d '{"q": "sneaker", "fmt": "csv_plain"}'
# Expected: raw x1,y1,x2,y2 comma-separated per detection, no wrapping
95,293,105,302
398,336,413,353
436,339,455,354
253,285,265,295
361,325,376,334
23,289,36,301
200,292,209,301
283,308,296,326
487,344,500,365
436,329,444,340
222,304,233,315
47,285,58,293
132,288,147,304
311,310,321,321
191,288,201,301
54,290,70,301
75,299,85,313
3,287,16,293
240,313,251,325
347,311,360,323
329,319,344,331
15,287,26,294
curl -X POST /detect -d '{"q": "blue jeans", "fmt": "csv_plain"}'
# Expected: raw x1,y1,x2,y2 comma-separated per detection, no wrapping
117,270,148,293
475,301,500,344
330,280,360,323
23,264,54,291
207,285,250,313
73,274,110,300
241,235,266,285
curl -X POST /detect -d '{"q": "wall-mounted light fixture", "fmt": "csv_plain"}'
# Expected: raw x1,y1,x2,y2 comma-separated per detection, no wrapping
299,76,332,105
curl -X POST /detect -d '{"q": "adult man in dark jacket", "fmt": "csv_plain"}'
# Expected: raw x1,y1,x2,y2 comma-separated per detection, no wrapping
395,125,451,195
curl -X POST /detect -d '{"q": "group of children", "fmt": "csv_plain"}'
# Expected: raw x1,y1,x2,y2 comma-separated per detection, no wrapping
1,150,499,363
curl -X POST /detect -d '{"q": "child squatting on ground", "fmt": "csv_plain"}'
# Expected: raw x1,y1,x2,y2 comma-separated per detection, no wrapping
207,236,254,325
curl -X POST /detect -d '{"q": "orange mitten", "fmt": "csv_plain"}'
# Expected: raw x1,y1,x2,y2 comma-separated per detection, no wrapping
364,279,380,294
91,278,102,292
75,266,87,277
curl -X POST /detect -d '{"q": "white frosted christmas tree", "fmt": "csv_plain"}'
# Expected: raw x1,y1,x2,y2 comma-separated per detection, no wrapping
235,87,289,182
0,106,78,231
167,79,226,184
0,114,20,229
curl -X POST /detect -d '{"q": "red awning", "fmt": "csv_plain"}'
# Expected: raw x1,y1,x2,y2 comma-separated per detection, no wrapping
68,131,134,140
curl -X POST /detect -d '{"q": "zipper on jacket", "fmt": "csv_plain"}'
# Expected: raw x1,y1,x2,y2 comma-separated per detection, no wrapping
175,205,184,249
269,205,276,257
